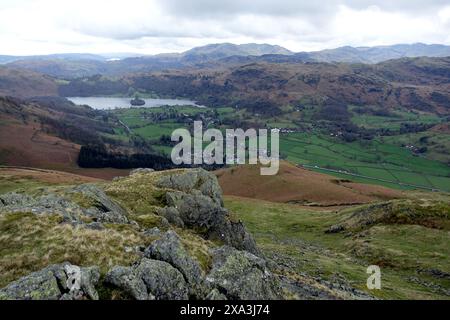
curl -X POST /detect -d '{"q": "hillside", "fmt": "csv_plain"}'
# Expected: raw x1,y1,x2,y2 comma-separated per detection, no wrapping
0,96,130,179
0,66,58,98
307,43,450,64
0,167,448,300
57,56,450,115
216,161,402,206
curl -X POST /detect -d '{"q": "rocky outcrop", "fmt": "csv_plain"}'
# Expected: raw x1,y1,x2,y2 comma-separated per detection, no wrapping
0,184,129,226
206,246,282,300
156,169,258,254
157,169,223,205
105,258,188,300
70,184,129,224
107,231,282,300
0,263,99,300
144,231,203,288
0,192,83,224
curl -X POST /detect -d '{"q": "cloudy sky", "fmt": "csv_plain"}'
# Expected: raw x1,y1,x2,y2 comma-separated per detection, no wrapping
1,0,450,55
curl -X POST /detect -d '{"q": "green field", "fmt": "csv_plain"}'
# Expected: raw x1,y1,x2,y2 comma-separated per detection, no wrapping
350,106,443,130
280,133,450,191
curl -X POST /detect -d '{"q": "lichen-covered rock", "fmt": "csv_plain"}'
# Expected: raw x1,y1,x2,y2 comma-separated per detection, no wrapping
144,231,203,287
105,258,188,300
142,227,162,237
164,190,258,254
159,170,257,252
206,288,227,300
71,184,129,224
0,192,82,224
206,246,282,300
0,192,34,206
157,207,184,227
104,266,148,300
207,219,259,254
0,263,100,300
156,168,223,205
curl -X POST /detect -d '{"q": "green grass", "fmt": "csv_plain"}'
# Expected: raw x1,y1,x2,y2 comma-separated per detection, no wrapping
383,131,450,164
350,106,442,130
280,133,450,192
225,196,450,300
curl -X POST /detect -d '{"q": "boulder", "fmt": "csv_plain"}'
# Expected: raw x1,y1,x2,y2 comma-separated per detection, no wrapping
0,192,82,224
105,258,188,300
157,207,184,228
144,231,203,287
0,263,100,300
0,192,34,206
142,227,162,237
71,184,129,224
164,191,258,254
156,168,223,205
206,246,282,300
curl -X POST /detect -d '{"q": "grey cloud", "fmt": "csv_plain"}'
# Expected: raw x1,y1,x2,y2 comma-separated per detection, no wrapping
159,0,450,18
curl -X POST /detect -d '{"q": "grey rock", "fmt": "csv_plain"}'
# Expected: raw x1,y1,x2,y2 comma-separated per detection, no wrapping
137,259,189,300
104,265,148,300
105,258,188,300
71,184,128,224
206,288,227,300
157,207,184,227
166,192,225,228
0,192,82,224
0,192,34,206
165,191,258,254
144,231,203,287
156,168,223,205
142,227,162,237
325,225,344,234
0,263,100,300
206,246,282,300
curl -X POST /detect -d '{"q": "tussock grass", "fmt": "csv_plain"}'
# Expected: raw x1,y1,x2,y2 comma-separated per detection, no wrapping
0,212,152,287
103,172,167,215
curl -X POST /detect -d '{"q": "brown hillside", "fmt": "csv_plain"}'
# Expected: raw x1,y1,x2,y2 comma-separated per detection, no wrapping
0,66,58,98
0,167,101,184
0,97,129,180
216,161,402,206
125,57,450,115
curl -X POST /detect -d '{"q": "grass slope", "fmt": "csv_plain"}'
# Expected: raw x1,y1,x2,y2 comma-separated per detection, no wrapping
226,195,450,300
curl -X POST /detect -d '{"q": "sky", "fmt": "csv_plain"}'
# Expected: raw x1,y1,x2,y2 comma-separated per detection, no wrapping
1,0,450,55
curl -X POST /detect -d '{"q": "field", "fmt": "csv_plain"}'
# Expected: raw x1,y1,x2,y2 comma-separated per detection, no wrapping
280,133,450,192
349,106,443,130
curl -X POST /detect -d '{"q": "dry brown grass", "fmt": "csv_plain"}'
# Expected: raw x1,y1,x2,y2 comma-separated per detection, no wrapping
216,161,402,206
0,212,153,287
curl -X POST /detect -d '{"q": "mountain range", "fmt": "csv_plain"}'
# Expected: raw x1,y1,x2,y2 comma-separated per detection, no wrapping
3,43,450,78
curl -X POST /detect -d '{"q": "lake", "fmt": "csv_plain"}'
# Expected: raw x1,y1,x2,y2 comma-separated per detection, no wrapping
67,97,204,110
